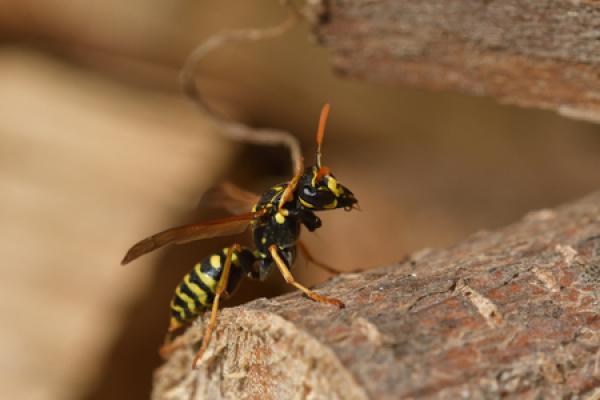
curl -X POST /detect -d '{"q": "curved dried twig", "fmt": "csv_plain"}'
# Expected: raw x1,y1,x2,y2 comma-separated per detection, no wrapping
180,8,302,175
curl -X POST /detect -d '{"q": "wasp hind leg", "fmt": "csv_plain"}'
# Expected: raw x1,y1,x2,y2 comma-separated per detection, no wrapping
192,243,241,369
158,301,193,358
268,244,344,308
159,322,188,359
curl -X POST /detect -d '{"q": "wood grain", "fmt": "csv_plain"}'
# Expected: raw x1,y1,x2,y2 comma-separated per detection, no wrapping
153,192,600,399
313,1,600,123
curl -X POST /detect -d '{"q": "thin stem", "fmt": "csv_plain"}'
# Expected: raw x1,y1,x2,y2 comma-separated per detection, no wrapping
180,11,302,176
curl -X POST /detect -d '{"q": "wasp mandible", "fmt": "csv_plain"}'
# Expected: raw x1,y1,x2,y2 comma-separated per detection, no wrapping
122,104,358,368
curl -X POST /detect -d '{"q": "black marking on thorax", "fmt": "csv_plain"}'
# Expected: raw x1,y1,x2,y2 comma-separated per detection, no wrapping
252,183,302,254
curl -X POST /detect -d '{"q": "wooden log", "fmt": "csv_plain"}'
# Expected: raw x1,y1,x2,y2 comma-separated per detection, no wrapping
152,192,600,399
311,1,600,124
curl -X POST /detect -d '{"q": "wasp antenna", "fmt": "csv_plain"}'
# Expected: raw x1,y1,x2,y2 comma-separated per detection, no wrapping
316,103,330,168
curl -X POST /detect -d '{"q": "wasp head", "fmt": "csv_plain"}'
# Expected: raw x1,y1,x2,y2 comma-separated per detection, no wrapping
297,166,357,211
295,103,358,211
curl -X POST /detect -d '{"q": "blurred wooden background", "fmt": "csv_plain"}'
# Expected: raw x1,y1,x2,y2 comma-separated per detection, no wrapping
1,1,599,399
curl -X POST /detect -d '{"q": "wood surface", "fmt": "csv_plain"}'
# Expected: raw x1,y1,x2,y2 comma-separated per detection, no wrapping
0,48,231,400
153,192,600,399
312,1,600,123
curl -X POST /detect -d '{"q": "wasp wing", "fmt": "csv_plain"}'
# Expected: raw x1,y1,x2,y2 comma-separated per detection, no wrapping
121,210,264,265
198,182,260,215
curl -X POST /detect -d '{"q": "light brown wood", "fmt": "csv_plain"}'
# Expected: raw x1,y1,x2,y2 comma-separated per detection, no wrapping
0,48,232,400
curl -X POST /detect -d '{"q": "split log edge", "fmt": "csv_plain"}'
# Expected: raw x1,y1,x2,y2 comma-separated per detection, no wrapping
153,192,600,399
310,1,600,124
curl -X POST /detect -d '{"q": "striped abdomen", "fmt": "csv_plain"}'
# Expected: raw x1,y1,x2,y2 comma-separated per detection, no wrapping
168,247,253,331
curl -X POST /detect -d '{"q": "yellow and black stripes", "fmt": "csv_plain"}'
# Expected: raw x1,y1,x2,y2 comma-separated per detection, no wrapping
169,247,254,329
169,248,255,331
170,262,215,323
167,166,357,331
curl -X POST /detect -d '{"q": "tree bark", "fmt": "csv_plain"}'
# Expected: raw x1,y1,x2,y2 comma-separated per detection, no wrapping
153,192,600,399
311,1,600,124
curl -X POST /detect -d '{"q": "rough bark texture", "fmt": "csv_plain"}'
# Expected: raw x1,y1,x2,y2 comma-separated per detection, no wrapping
153,192,600,399
312,1,600,124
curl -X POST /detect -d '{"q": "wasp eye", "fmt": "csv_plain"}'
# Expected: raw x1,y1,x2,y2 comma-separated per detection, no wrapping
303,187,316,197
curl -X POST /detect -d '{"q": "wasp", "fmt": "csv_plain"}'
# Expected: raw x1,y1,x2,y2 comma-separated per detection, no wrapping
122,104,358,368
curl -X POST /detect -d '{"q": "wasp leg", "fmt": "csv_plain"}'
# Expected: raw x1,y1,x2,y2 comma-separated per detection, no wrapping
157,317,190,358
268,244,344,308
278,157,304,211
192,244,240,369
297,240,344,275
159,332,187,359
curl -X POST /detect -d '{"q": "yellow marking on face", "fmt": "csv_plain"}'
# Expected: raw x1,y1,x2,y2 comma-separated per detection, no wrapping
299,197,315,208
209,255,221,269
184,275,209,305
311,168,318,187
327,176,342,196
323,199,338,209
175,287,196,312
275,212,286,224
273,185,283,191
254,250,267,259
261,237,267,244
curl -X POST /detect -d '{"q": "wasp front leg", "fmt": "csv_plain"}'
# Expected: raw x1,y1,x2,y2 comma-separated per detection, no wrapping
291,209,321,232
278,157,304,211
268,244,344,308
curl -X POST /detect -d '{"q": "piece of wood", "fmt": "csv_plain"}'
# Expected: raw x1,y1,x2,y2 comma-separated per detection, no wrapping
153,191,600,399
0,49,233,400
311,1,600,124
